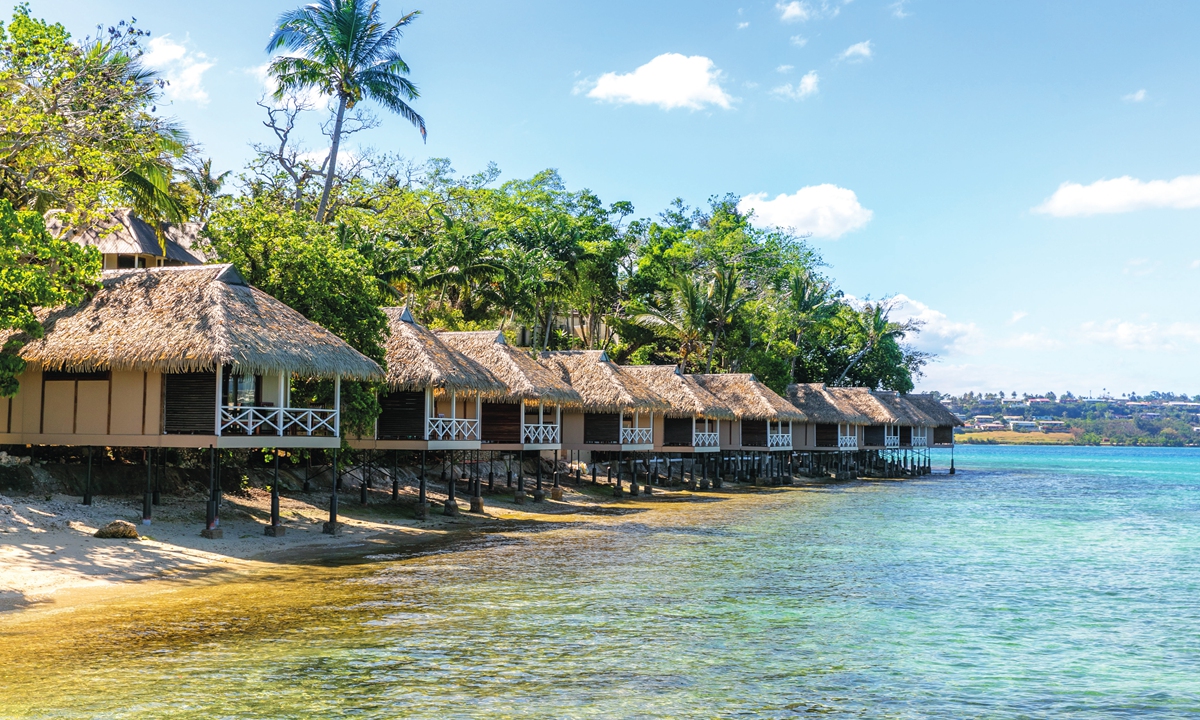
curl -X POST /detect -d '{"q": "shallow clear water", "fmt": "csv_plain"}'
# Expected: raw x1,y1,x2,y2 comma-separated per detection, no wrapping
3,446,1199,718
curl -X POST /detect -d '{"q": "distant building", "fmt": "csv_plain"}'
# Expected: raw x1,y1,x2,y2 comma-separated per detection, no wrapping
1008,420,1039,432
47,209,207,270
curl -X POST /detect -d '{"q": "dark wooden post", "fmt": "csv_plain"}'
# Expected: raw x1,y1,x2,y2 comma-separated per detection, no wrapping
323,449,341,534
360,451,369,505
392,450,399,501
153,448,162,505
202,445,222,538
266,450,284,536
142,448,153,525
83,446,93,506
304,455,311,494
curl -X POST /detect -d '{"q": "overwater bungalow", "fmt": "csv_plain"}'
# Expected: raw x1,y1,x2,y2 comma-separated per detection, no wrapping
539,351,669,469
438,330,582,453
622,365,734,454
47,209,207,269
788,383,871,452
0,265,382,532
691,373,805,483
351,308,506,453
902,394,962,448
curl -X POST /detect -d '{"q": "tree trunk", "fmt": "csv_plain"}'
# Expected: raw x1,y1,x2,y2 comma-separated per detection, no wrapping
542,301,556,351
315,94,348,223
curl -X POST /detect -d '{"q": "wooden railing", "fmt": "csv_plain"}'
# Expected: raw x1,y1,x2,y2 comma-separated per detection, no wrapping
912,435,928,447
621,427,653,445
768,432,791,448
692,431,720,448
522,423,560,445
838,434,858,450
220,406,337,436
427,417,480,442
885,435,900,448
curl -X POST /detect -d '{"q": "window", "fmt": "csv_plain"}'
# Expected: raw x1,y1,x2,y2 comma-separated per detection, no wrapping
222,370,260,407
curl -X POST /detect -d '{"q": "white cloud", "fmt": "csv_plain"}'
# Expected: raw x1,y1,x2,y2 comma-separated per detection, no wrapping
887,295,982,355
1081,319,1200,351
777,1,813,22
737,21,750,29
1008,311,1028,324
1123,89,1147,103
143,36,214,104
790,35,809,47
584,53,733,110
890,1,910,18
838,41,873,62
738,183,871,238
1033,174,1200,216
771,70,819,100
1191,259,1200,269
776,64,795,73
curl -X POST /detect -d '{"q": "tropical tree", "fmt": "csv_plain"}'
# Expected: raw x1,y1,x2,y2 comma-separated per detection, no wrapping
266,0,426,223
631,272,712,372
704,264,746,373
782,268,837,380
0,200,100,396
835,301,917,385
181,158,231,221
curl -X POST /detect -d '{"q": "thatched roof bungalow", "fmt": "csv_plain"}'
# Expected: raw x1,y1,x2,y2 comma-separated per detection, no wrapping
47,209,208,269
624,365,734,452
788,383,870,450
353,308,507,451
439,330,581,449
894,393,962,446
1,265,381,450
691,374,805,451
540,350,669,450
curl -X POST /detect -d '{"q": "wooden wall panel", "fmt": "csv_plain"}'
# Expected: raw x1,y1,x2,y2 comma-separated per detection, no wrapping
815,423,838,447
76,381,110,434
863,426,885,447
663,417,692,446
164,372,217,434
109,371,145,435
583,413,619,444
481,402,520,444
143,371,162,434
41,381,75,434
741,420,768,447
899,426,913,446
378,391,424,440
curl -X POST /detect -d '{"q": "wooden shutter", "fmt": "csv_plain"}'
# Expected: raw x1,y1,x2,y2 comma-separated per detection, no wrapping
482,402,521,443
900,426,913,446
864,425,884,446
815,423,838,447
378,391,425,440
741,420,768,447
584,413,619,444
164,372,217,434
663,417,692,446
934,426,953,445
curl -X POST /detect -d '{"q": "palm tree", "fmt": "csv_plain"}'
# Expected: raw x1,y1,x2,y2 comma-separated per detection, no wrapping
835,301,914,385
704,264,746,373
266,0,426,223
783,268,837,381
632,272,712,372
181,158,231,221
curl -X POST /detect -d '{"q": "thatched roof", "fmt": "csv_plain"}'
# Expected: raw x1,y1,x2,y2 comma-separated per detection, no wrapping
539,351,670,413
691,374,807,422
823,387,898,424
788,383,871,424
46,209,207,264
623,365,736,420
14,265,382,379
903,394,965,427
438,330,582,406
870,391,938,426
381,309,507,395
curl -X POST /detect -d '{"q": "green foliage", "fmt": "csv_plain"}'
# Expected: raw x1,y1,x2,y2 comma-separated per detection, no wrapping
0,5,188,228
0,199,100,396
203,195,387,436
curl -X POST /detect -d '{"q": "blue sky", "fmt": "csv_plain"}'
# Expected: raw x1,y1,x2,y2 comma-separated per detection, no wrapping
25,1,1200,396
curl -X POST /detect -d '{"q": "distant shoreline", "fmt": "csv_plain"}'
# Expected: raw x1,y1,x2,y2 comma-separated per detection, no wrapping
956,431,1198,447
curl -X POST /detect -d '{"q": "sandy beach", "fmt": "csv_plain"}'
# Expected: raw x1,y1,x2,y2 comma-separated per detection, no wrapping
0,480,631,614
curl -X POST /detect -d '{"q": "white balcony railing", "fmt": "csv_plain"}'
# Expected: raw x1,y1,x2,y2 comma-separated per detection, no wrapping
885,435,900,448
621,427,653,445
912,435,928,447
220,406,337,436
427,417,480,442
523,423,561,445
838,434,858,450
768,432,791,448
692,431,720,448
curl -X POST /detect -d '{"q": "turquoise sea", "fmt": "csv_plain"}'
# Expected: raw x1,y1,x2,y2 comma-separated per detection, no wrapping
2,445,1199,718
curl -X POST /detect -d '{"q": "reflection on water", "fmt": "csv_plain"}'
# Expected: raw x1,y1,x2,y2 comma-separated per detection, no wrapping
3,446,1200,718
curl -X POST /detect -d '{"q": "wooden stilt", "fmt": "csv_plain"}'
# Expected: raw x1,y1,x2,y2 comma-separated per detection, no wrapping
323,449,341,534
83,446,93,506
202,445,222,538
266,450,285,536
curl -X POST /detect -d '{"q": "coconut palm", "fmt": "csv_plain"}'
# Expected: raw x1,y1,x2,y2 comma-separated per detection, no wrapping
266,0,426,223
783,268,837,380
704,264,746,373
835,301,914,385
181,158,231,221
632,272,712,373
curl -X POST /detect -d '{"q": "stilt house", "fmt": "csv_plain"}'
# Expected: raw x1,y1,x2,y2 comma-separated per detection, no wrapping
622,365,734,454
0,265,381,450
788,383,871,451
691,374,805,451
